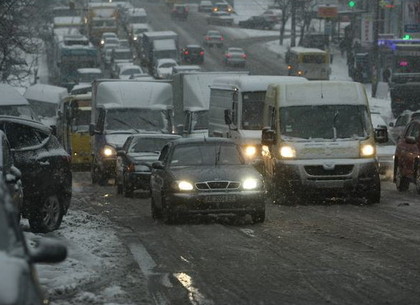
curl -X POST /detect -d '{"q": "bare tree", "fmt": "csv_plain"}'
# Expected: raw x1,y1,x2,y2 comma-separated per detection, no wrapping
0,0,47,86
273,0,292,45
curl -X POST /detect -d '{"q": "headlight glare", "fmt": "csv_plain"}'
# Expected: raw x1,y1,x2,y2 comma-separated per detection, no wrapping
280,145,296,158
242,178,258,190
102,145,116,157
244,145,257,157
360,144,375,157
178,180,193,191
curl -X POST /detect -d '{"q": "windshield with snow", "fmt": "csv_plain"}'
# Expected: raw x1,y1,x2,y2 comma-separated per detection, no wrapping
170,143,243,166
27,100,57,118
280,105,371,140
105,108,168,133
129,138,174,153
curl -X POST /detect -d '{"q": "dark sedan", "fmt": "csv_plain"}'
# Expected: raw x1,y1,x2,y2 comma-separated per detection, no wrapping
150,138,266,224
181,45,205,64
116,134,181,197
238,15,276,30
0,116,72,233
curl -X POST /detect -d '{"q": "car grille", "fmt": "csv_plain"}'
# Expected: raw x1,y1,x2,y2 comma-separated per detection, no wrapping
195,181,241,190
304,165,353,176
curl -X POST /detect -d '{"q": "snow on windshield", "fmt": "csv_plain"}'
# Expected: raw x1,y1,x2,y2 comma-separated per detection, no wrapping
105,108,168,133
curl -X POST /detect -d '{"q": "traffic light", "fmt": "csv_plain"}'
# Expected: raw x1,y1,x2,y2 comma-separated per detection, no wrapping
348,1,356,8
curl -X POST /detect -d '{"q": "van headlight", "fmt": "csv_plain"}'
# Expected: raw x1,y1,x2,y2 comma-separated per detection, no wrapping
102,145,116,157
280,145,296,158
244,145,257,158
242,178,258,190
360,143,375,157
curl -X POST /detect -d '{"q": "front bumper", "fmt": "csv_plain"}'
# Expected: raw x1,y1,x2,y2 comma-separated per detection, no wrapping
166,190,265,216
274,158,379,197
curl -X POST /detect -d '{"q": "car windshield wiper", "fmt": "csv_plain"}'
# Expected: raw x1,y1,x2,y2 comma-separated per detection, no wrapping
109,118,140,133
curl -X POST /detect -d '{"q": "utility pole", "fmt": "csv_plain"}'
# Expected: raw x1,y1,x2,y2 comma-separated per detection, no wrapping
291,0,296,47
372,0,380,97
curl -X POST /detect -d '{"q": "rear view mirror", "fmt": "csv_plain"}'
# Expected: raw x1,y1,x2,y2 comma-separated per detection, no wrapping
224,109,232,125
261,127,276,145
374,126,388,143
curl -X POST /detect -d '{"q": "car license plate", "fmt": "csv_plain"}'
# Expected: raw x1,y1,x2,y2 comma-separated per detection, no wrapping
204,195,236,203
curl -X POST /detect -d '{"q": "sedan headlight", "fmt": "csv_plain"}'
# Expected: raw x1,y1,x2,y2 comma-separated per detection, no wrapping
178,180,194,191
102,145,116,157
242,178,259,190
360,143,375,157
280,145,296,159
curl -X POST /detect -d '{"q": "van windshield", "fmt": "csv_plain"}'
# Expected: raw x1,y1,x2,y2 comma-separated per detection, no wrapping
105,108,168,133
0,105,38,121
242,91,265,130
302,54,326,64
28,100,57,118
280,105,371,140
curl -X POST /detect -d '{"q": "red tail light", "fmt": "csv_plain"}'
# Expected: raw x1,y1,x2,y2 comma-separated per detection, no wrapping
199,51,204,55
184,51,189,55
242,54,247,59
225,54,232,58
220,37,224,41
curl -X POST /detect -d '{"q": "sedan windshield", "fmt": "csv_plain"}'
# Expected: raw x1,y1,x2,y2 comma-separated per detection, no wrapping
280,105,372,140
129,138,174,153
170,143,244,166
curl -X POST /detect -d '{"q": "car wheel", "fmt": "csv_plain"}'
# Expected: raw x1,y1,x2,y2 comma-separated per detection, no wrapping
251,210,265,223
365,174,381,204
151,196,162,220
395,165,409,192
123,175,134,198
415,166,420,194
29,194,64,233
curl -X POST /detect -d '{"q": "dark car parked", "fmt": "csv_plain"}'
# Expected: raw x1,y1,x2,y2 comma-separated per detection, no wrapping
0,116,72,232
116,134,181,197
394,118,420,193
181,45,205,64
150,138,266,224
0,176,67,305
171,4,189,20
238,16,276,30
0,130,23,218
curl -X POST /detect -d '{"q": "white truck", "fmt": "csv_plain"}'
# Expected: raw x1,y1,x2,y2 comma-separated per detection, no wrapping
172,71,248,137
208,75,307,162
261,81,388,204
141,31,179,70
89,79,174,185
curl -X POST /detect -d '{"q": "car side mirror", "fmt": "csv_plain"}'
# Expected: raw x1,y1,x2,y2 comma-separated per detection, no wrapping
152,161,164,170
388,122,394,127
374,126,388,143
224,109,232,125
261,127,276,145
176,124,184,135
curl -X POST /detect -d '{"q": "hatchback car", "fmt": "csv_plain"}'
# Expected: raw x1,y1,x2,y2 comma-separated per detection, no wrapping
0,176,67,305
153,58,179,79
389,110,420,142
118,63,144,80
150,138,265,224
394,118,420,193
116,134,181,197
0,116,72,232
212,2,233,13
180,45,205,64
224,47,247,67
203,30,224,48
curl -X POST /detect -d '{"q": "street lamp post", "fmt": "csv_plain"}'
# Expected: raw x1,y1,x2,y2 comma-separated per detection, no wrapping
372,0,380,97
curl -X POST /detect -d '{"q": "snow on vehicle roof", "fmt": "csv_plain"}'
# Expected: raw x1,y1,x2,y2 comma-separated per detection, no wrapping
53,27,82,37
154,39,177,51
24,84,68,104
211,75,307,92
289,47,328,54
77,68,102,74
96,81,173,109
131,23,149,30
126,8,147,16
53,16,83,26
144,31,177,38
273,81,368,107
157,58,178,65
0,84,30,106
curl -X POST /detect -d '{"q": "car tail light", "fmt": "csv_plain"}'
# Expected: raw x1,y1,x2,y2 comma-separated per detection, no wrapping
220,37,224,41
199,51,204,55
184,50,189,55
127,163,135,172
225,54,232,58
205,36,210,40
242,54,247,59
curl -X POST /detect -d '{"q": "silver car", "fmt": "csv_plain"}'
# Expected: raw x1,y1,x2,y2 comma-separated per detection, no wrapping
224,47,247,67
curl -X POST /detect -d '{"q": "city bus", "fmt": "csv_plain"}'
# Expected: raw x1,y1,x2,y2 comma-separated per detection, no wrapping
285,47,331,80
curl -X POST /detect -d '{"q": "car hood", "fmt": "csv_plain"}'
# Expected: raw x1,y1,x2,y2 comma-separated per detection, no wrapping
169,165,262,183
0,251,29,305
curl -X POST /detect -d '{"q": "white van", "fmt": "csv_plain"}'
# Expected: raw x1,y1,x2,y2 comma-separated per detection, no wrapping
0,84,38,121
261,81,388,204
208,75,307,161
24,84,68,128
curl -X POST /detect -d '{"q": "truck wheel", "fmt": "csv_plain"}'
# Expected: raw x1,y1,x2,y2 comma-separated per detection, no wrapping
395,165,409,192
29,194,64,233
251,210,265,223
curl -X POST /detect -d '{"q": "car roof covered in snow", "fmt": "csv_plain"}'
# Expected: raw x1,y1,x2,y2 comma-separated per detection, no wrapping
0,84,30,106
24,84,68,104
95,80,173,109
